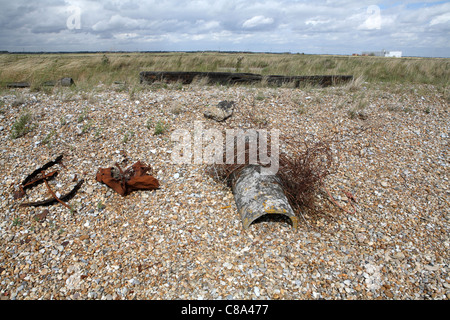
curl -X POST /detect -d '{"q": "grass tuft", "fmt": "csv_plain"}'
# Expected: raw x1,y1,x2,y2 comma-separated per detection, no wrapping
10,111,35,139
154,120,168,135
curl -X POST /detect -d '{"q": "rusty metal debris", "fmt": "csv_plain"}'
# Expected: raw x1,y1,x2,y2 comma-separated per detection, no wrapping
15,155,84,209
14,155,63,199
20,180,84,208
95,161,159,196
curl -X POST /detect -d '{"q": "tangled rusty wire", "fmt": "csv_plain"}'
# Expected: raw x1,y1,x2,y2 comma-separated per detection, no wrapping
208,135,356,217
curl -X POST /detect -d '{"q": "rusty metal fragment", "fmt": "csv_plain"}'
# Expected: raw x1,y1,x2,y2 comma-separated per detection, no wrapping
15,155,84,210
22,155,63,185
14,155,63,199
42,173,72,209
231,165,298,230
20,179,84,208
96,161,159,196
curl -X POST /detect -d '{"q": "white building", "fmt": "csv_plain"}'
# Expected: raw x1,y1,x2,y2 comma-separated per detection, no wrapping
361,50,402,57
385,51,402,58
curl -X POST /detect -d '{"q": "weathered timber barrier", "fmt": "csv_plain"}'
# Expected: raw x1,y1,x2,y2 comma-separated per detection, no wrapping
6,77,75,88
140,71,353,87
6,82,30,88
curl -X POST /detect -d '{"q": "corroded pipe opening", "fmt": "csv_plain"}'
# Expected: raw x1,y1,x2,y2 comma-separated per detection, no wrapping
231,165,298,230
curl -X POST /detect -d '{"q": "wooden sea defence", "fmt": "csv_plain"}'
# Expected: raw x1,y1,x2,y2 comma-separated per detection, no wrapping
140,71,353,87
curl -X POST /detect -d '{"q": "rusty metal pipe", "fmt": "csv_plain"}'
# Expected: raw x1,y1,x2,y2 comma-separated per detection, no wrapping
231,165,298,230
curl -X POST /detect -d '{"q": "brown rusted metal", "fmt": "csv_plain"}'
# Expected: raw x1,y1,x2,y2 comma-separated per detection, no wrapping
42,171,72,210
21,155,63,185
96,161,159,196
14,155,63,200
20,179,84,208
14,170,59,199
15,155,84,210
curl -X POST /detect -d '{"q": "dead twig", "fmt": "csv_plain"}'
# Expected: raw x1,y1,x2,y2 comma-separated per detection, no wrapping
321,177,356,215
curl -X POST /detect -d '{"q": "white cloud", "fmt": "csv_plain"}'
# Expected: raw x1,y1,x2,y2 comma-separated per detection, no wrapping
194,20,221,32
430,12,450,26
114,32,139,40
358,5,382,30
242,15,274,29
305,19,331,26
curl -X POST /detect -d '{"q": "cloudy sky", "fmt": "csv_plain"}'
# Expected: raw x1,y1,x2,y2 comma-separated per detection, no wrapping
0,0,449,57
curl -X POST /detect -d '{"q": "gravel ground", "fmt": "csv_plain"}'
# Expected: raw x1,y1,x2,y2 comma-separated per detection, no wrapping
0,81,448,300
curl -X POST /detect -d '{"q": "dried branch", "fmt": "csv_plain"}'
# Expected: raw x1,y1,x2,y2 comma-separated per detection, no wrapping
321,177,357,215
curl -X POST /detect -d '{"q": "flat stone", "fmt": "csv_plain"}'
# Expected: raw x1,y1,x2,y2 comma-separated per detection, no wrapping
203,100,234,122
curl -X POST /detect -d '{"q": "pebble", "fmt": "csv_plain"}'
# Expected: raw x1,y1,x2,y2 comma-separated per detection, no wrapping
0,83,448,300
392,252,406,260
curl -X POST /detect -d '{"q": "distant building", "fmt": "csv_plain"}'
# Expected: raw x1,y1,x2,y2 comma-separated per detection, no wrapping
362,50,385,57
385,51,402,58
360,49,402,57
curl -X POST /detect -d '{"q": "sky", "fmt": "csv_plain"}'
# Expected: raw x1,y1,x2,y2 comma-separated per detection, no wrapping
0,0,449,57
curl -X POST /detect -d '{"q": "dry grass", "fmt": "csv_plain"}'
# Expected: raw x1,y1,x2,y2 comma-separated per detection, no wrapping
0,52,448,90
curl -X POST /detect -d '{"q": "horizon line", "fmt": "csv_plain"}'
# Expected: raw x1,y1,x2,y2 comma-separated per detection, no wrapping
0,50,447,59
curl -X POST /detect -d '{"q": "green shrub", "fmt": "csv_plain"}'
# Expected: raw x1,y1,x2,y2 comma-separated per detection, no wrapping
122,130,135,143
154,120,168,135
10,111,35,139
42,129,57,145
